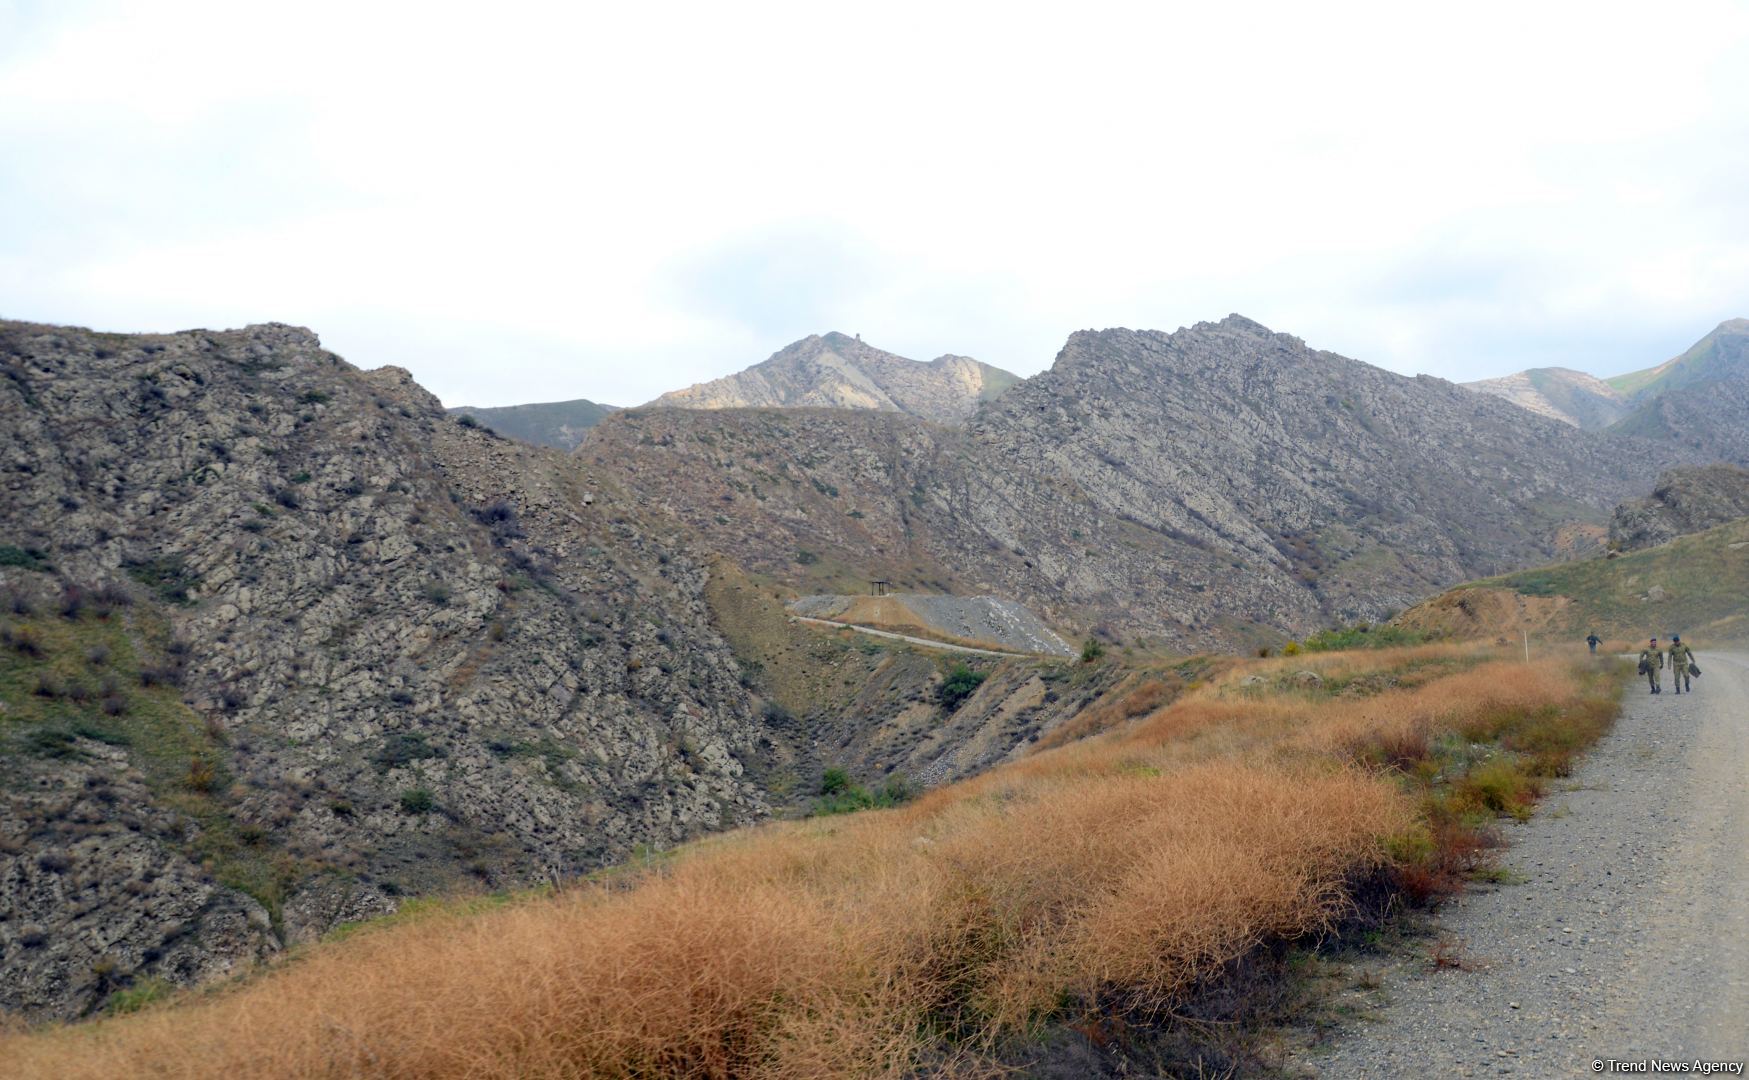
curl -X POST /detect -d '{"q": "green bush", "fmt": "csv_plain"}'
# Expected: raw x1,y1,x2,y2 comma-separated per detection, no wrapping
1301,623,1437,653
399,787,435,814
0,544,49,570
105,977,174,1016
1080,638,1105,663
937,664,987,711
820,766,851,795
124,556,199,606
813,774,917,817
372,733,447,773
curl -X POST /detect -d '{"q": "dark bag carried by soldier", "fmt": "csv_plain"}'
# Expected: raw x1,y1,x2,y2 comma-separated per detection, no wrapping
1690,662,1701,677
1638,656,1651,675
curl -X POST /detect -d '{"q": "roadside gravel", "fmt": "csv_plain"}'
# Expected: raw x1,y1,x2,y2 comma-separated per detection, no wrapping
1294,651,1749,1077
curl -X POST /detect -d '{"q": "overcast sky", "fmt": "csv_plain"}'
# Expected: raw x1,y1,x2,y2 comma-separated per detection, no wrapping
3,1,1747,407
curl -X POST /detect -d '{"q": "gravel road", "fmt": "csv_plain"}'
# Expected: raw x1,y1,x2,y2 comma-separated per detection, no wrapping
1296,651,1749,1077
787,616,1034,657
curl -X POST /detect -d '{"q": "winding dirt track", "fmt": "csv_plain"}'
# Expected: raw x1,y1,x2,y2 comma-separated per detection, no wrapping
1299,651,1749,1077
787,615,1038,657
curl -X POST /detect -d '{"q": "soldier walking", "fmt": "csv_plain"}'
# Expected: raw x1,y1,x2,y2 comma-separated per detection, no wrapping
1587,632,1601,655
1667,634,1695,694
1639,637,1664,694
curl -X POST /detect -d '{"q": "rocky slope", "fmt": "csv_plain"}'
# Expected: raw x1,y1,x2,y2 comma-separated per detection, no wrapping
1605,372,1749,465
1463,367,1630,428
0,320,793,1016
1465,319,1749,447
590,316,1691,650
1609,463,1749,551
649,332,1019,423
445,397,616,450
0,319,1117,1020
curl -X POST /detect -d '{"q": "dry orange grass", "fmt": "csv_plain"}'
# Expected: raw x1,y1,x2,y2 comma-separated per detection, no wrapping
3,644,1612,1079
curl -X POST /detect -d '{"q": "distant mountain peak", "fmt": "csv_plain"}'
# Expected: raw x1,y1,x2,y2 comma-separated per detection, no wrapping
1465,367,1629,429
1213,313,1275,335
647,333,1020,424
445,397,617,450
1465,318,1749,433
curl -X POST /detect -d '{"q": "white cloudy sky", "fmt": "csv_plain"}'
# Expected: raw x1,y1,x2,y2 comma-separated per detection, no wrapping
3,0,1747,407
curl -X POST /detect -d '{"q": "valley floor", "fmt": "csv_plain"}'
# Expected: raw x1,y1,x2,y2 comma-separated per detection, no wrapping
1295,651,1749,1076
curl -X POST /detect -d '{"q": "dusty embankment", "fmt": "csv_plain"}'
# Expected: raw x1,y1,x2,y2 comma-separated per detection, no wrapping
1297,651,1749,1076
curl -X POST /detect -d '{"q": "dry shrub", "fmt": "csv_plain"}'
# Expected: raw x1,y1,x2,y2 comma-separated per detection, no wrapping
1120,679,1169,718
4,771,1403,1080
2,644,1616,1079
1031,672,1166,751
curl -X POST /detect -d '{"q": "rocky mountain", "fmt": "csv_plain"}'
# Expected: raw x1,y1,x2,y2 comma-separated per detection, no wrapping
1605,372,1749,465
1463,367,1630,429
445,397,616,450
1464,319,1749,444
589,315,1693,651
1609,463,1749,552
648,332,1020,423
0,320,1089,1020
1606,317,1749,398
3,311,1739,1021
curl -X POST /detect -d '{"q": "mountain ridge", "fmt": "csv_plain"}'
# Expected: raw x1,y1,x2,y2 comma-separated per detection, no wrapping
444,397,617,450
1465,318,1749,434
585,314,1701,651
647,332,1020,423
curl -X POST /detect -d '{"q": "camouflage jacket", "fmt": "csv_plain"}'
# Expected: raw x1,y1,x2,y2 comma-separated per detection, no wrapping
1668,642,1693,667
1640,647,1665,670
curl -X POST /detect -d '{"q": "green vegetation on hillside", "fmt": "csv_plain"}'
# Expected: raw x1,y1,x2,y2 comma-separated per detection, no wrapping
1299,623,1440,653
0,577,307,928
1604,318,1749,399
1603,361,1673,397
976,362,1024,401
1400,515,1749,643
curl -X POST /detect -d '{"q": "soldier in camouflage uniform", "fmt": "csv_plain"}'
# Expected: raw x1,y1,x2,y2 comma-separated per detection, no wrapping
1667,634,1694,694
1639,637,1663,694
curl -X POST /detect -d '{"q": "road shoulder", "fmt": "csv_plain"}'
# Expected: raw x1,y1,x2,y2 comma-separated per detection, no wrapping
1284,652,1749,1077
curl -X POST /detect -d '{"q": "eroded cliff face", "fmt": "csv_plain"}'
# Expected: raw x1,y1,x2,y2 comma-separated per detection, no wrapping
591,317,1687,650
0,321,782,1016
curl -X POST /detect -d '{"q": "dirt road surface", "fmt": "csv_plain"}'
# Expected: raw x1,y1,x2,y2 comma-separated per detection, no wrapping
1298,651,1749,1076
788,615,1038,658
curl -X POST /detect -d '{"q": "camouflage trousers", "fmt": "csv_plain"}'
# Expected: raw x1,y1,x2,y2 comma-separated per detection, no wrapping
1646,665,1661,691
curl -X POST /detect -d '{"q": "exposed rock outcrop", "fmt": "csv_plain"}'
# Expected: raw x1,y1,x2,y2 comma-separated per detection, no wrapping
0,320,782,1016
0,318,1120,1019
1610,464,1749,551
